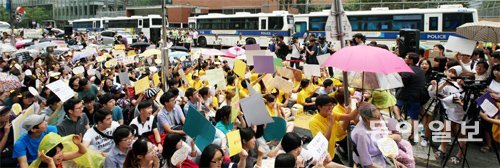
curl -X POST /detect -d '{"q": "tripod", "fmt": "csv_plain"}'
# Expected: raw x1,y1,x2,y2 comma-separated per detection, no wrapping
441,87,482,168
417,96,443,168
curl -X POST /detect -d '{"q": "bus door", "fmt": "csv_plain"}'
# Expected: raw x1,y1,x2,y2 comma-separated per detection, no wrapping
424,14,442,32
92,21,96,31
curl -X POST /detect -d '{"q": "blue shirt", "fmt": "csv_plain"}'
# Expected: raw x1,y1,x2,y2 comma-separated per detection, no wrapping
215,121,233,134
157,107,184,134
103,146,128,168
12,126,58,163
112,106,123,122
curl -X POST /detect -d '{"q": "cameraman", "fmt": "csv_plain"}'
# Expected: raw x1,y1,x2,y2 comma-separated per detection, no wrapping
275,35,288,60
289,37,303,69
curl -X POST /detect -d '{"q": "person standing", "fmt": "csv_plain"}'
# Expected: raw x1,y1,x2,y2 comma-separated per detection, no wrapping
213,34,223,50
305,38,319,64
275,35,289,61
289,37,303,69
191,29,199,47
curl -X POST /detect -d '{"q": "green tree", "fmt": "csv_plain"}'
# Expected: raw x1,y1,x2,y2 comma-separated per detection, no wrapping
18,6,52,28
0,7,10,22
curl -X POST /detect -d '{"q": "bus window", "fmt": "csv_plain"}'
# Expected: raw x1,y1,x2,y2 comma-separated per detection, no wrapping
268,17,284,30
429,17,438,31
392,15,423,31
309,16,327,31
152,19,162,26
189,23,195,29
139,19,143,27
287,15,294,24
261,19,267,30
294,22,307,34
96,21,101,29
443,13,473,31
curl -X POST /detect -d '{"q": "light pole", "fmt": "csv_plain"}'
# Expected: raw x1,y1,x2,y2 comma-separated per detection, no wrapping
7,0,16,46
161,0,169,91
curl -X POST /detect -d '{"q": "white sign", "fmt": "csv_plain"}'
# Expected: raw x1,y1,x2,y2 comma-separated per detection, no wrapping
303,64,321,77
306,132,329,163
23,29,43,39
46,80,76,102
445,36,476,55
325,0,352,42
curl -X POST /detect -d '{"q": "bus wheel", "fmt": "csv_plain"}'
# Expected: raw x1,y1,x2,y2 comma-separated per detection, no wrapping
246,38,256,45
198,37,207,47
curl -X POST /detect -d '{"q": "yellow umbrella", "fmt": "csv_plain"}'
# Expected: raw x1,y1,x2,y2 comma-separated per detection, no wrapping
29,132,105,168
141,49,161,57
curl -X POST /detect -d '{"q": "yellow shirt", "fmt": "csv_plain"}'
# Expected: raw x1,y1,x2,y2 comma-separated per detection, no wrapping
212,96,219,109
253,83,262,94
266,104,277,117
296,90,308,105
226,85,235,92
189,79,203,90
332,104,348,141
239,88,249,99
309,113,341,157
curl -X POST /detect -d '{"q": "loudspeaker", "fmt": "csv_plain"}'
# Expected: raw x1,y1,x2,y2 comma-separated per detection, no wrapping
150,28,161,44
398,29,420,58
64,27,73,36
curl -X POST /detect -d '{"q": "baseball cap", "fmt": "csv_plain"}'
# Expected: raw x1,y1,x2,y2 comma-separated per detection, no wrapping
145,88,160,99
110,85,125,94
22,114,48,131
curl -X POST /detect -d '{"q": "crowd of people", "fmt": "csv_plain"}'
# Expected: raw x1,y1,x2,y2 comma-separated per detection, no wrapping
0,28,499,168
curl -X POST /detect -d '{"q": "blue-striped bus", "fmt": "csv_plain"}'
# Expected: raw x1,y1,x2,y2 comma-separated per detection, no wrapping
294,4,478,48
188,11,294,48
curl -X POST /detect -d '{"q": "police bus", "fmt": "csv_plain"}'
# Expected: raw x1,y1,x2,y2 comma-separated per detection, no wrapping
70,18,105,32
294,4,478,47
188,11,294,48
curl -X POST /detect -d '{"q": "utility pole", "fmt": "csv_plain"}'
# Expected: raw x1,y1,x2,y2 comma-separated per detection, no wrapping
161,0,169,91
7,0,16,46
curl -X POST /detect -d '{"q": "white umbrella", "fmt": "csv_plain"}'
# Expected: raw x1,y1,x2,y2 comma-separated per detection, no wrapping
0,44,17,52
456,21,500,43
29,42,58,49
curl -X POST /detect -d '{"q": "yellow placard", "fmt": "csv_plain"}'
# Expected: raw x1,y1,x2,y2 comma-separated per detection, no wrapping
233,59,247,78
127,50,136,57
114,44,126,50
227,130,243,157
134,77,150,95
96,56,106,63
11,103,22,115
152,73,160,86
104,59,117,68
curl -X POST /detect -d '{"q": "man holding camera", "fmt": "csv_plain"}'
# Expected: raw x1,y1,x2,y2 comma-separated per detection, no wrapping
275,35,289,60
289,37,303,69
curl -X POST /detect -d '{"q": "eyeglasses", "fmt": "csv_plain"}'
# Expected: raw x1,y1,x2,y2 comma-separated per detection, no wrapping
74,106,84,110
121,136,134,142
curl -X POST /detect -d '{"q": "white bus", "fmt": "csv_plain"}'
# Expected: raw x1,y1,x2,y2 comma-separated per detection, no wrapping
188,11,294,48
294,4,478,47
104,15,165,42
70,18,104,32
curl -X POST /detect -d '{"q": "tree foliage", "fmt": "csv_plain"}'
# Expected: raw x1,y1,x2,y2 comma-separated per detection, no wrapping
18,6,52,28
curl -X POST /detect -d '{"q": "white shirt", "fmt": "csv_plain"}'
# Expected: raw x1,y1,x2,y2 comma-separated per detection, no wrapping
192,31,199,39
291,43,301,58
83,121,120,153
129,115,156,135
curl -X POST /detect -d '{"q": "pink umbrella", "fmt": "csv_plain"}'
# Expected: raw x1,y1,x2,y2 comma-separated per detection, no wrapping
225,46,245,58
322,45,413,74
201,49,225,57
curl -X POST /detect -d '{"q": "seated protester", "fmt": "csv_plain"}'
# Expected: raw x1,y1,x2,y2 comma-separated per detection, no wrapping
129,101,163,152
99,93,124,125
82,94,98,126
215,106,246,134
297,79,317,114
200,144,248,168
264,94,294,132
40,95,64,125
0,106,16,167
78,79,99,100
29,133,87,168
184,88,202,116
104,125,134,168
231,128,264,168
110,85,134,125
317,78,335,96
162,133,201,167
82,109,120,156
351,103,410,168
157,91,186,135
123,137,160,168
309,94,359,163
13,114,58,167
58,98,90,136
275,153,296,167
239,79,251,99
199,87,216,117
133,88,161,118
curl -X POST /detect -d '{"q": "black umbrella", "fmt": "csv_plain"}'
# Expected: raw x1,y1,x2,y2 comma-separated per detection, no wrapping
169,46,189,52
23,42,34,47
130,42,150,48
